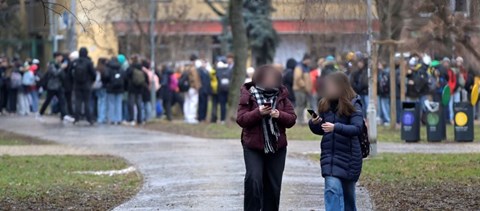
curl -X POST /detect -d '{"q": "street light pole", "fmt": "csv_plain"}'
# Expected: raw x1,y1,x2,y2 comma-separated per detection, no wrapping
149,0,157,119
366,0,378,156
69,0,77,52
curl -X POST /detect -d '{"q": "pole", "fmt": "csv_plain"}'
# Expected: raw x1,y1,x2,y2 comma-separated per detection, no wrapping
69,0,77,52
366,0,377,156
48,0,58,52
149,0,157,120
389,45,396,129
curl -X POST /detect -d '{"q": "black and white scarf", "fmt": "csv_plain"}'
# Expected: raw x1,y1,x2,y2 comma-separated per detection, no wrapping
249,86,280,154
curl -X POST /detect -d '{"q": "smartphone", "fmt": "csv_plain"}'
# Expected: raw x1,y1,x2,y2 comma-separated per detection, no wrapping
307,109,318,118
263,102,272,107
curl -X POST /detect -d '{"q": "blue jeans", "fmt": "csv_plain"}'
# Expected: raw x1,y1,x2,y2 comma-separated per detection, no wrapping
107,93,123,123
325,176,356,211
95,89,107,123
30,90,39,113
448,91,461,121
378,96,390,123
143,101,152,122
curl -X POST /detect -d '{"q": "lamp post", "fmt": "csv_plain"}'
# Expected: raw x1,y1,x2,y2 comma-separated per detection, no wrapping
149,0,157,119
366,0,377,156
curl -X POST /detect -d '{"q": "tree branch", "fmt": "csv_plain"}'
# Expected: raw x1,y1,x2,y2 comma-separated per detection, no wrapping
205,0,225,17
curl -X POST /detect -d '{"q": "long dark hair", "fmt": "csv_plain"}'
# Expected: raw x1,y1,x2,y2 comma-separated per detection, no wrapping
318,72,357,116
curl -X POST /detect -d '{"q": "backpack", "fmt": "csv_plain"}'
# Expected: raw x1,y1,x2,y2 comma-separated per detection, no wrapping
352,97,370,158
22,71,35,86
178,72,190,92
216,67,231,92
132,68,146,86
378,71,390,95
47,68,62,91
109,69,124,90
73,59,89,84
9,71,22,89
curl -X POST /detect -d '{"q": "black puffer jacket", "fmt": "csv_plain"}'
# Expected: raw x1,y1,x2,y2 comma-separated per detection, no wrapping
309,96,363,182
104,59,125,94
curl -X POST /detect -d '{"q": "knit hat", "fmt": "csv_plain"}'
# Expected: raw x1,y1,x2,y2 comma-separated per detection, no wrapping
69,51,79,60
117,54,126,64
32,59,40,64
325,55,335,62
442,57,451,63
456,56,464,63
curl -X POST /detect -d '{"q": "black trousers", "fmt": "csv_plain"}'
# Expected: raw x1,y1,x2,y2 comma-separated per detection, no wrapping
210,94,218,123
74,89,93,122
6,88,17,113
197,93,208,121
128,93,143,123
64,90,74,116
40,90,67,118
243,146,286,211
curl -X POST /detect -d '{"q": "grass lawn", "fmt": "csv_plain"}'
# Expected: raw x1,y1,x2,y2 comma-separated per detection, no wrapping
0,155,142,210
145,120,479,142
310,153,480,210
0,130,52,145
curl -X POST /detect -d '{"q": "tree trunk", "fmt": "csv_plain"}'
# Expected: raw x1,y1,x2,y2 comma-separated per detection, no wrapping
226,0,248,123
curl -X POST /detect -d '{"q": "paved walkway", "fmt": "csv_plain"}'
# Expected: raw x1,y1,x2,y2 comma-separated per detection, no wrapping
0,116,373,211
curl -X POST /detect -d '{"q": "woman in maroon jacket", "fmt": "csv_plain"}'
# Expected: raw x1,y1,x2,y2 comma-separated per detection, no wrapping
237,65,296,211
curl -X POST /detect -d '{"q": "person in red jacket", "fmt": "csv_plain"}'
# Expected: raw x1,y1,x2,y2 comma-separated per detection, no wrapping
237,64,296,211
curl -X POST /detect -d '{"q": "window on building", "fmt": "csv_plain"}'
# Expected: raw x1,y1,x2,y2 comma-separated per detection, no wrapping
454,0,467,12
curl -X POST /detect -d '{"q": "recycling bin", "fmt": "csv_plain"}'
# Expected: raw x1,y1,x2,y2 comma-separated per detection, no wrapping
454,102,474,142
424,101,446,142
401,102,421,142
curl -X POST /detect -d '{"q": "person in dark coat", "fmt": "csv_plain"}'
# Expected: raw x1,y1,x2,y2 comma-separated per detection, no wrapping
125,56,148,125
104,57,125,124
237,65,296,211
283,58,296,105
72,47,96,124
309,72,363,211
350,58,369,115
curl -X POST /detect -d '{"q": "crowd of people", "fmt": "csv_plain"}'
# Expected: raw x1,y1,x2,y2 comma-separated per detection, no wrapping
283,52,480,126
0,49,234,126
1,48,479,127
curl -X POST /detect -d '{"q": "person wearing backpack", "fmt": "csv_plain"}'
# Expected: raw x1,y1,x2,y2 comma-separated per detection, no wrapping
309,72,364,211
71,47,96,125
38,52,72,121
126,56,148,125
104,57,125,125
377,62,391,125
215,60,232,123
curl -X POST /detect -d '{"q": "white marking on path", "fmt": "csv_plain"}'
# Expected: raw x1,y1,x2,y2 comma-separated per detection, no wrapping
74,166,136,176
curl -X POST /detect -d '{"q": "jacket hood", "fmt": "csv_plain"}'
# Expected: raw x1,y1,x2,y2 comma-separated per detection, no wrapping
79,47,88,58
286,58,297,70
107,59,121,69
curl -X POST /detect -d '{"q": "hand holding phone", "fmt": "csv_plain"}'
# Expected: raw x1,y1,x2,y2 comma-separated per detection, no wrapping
307,109,318,118
263,102,272,108
259,105,272,115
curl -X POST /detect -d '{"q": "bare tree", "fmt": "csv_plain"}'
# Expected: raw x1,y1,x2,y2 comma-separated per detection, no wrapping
226,0,248,123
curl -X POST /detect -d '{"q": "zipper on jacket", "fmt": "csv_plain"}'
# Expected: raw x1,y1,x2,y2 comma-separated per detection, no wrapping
330,112,335,176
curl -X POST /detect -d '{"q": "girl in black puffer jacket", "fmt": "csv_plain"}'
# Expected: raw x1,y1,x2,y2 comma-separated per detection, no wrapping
309,72,363,211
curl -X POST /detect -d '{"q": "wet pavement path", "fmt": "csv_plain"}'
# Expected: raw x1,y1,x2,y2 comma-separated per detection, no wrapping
0,116,372,211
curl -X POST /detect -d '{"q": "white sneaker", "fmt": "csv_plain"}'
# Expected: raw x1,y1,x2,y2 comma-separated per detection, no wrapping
130,121,137,126
63,115,75,123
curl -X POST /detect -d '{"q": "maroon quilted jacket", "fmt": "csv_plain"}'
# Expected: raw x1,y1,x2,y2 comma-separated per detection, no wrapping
236,82,297,151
